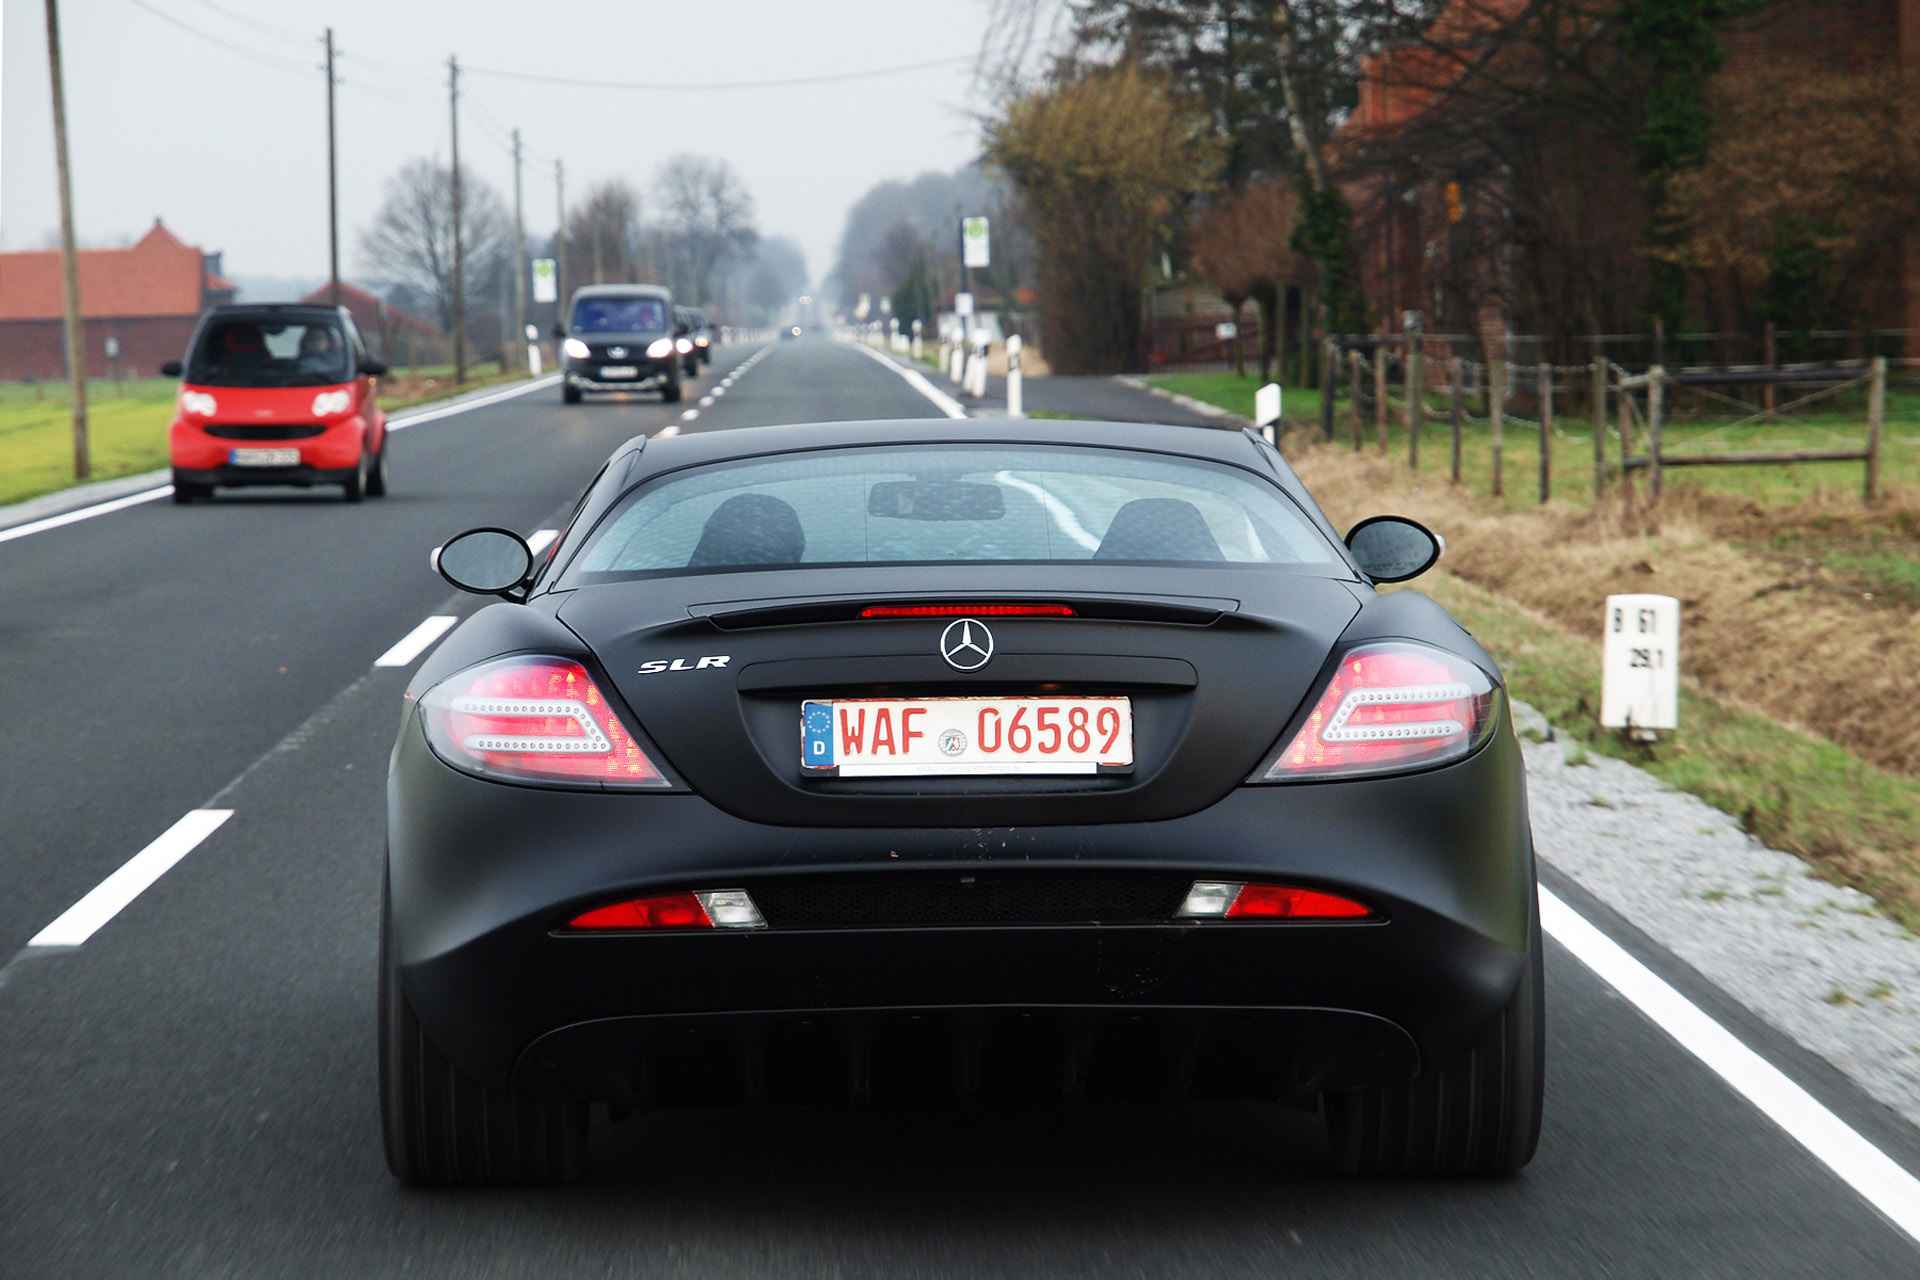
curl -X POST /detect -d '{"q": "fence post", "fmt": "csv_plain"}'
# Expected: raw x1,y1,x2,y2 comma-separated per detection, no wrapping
1349,350,1364,450
1374,346,1389,452
1591,357,1607,498
1449,357,1463,484
1538,362,1552,504
1490,358,1505,498
1321,341,1337,441
1648,365,1664,502
1619,370,1635,511
1866,355,1886,503
1406,323,1422,470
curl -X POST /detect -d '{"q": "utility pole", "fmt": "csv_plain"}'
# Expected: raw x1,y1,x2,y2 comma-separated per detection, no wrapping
448,54,465,384
511,129,527,374
44,0,88,479
324,27,340,305
554,158,566,314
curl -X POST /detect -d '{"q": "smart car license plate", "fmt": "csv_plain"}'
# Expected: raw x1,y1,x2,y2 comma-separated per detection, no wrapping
801,697,1133,776
599,365,638,379
229,447,300,467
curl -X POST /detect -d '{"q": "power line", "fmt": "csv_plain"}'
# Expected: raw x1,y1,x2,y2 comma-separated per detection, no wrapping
123,0,314,74
182,0,310,48
461,51,981,92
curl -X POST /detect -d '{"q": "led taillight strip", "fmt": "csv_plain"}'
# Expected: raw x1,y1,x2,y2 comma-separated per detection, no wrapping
859,604,1076,619
451,696,612,754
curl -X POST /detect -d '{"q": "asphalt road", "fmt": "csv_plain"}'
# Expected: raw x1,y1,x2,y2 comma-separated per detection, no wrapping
3,336,1919,1277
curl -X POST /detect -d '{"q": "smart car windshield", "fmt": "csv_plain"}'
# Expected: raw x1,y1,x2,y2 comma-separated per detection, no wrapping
571,296,669,333
565,444,1339,580
187,316,352,387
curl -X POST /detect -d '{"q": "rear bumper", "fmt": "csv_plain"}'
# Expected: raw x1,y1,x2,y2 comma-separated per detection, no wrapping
387,712,1534,1102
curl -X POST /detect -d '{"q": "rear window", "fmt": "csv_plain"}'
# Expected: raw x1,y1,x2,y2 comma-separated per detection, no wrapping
564,444,1338,579
188,316,350,387
571,296,668,333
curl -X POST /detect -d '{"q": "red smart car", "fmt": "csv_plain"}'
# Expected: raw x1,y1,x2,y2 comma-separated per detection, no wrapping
163,304,390,503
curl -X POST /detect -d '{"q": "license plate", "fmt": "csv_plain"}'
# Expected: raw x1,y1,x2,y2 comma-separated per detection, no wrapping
229,447,300,467
801,697,1133,776
599,365,638,379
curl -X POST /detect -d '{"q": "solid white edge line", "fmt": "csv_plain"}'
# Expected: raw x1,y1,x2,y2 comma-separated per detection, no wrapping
851,342,968,419
526,528,559,555
0,485,173,545
1,376,564,548
1541,886,1920,1245
27,810,233,948
385,374,560,432
374,614,458,668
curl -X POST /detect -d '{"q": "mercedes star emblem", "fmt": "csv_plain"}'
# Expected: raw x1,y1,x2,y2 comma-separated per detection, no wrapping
607,346,628,358
939,618,994,671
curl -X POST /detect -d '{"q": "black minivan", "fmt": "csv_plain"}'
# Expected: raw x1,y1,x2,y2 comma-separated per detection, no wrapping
557,285,682,404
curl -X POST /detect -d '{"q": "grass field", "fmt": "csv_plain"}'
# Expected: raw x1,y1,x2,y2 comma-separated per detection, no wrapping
0,364,519,509
1146,371,1323,427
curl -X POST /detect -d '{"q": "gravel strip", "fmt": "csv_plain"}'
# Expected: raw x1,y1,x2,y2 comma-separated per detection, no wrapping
1516,699,1920,1128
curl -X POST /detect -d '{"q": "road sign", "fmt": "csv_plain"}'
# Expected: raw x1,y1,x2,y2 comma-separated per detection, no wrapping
954,291,974,317
962,216,990,269
1601,593,1679,733
531,258,557,304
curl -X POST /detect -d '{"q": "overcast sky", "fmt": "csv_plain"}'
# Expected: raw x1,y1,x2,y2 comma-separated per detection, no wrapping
1,0,1003,293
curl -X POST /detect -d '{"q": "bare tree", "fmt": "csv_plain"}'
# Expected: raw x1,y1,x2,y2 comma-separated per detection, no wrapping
565,179,644,285
653,154,758,306
358,159,510,334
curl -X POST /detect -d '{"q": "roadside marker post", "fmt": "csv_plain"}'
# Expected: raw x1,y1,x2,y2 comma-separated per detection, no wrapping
1006,335,1024,418
912,319,924,362
1601,593,1679,740
1254,382,1282,445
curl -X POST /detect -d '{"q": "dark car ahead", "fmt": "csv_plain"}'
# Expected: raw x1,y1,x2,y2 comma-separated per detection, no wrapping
673,305,701,379
688,307,715,368
163,304,389,502
558,285,681,404
384,418,1543,1186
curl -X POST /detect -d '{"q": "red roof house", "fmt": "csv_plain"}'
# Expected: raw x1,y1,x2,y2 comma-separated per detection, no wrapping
0,219,236,380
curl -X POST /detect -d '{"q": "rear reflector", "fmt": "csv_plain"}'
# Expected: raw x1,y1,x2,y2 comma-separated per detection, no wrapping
1176,881,1374,921
859,604,1076,619
567,889,765,931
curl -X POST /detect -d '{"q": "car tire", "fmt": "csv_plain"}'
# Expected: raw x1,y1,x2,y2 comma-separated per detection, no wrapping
1322,892,1544,1177
662,377,682,405
170,472,209,504
341,453,366,503
379,879,587,1186
366,440,390,498
562,383,582,404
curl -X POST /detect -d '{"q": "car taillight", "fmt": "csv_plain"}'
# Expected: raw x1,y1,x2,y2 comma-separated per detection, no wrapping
858,604,1076,618
1176,881,1374,920
1250,641,1497,782
419,655,670,789
564,889,764,931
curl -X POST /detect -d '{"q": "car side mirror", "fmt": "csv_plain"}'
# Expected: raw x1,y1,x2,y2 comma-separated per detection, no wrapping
1345,516,1443,583
433,528,534,598
160,360,183,378
359,358,388,377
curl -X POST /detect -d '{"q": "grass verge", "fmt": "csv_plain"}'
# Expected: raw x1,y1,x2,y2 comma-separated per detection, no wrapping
1414,570,1920,932
0,364,524,509
1147,371,1323,426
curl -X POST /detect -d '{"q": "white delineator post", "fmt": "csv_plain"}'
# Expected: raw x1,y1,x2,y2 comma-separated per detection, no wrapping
911,319,923,362
968,330,990,397
950,340,965,385
1601,593,1680,740
524,323,542,377
1254,382,1282,444
1006,334,1024,417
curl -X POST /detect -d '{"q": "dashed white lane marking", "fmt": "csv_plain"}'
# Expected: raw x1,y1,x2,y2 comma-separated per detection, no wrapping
654,425,680,438
700,395,715,407
526,527,559,555
0,486,174,545
711,385,727,397
681,409,699,421
0,376,564,547
27,810,233,948
1542,887,1920,1245
373,615,458,668
850,342,967,419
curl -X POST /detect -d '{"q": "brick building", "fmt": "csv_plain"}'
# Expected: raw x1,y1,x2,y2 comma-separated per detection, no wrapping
0,219,236,381
1333,0,1920,357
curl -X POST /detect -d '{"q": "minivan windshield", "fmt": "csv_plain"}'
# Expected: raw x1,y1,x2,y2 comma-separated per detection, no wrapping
565,443,1340,580
571,296,669,333
187,316,351,387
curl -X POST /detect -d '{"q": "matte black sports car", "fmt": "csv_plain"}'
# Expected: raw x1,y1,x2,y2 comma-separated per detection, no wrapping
384,418,1542,1185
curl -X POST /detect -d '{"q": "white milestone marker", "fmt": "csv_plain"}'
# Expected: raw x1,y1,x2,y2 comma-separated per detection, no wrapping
1601,593,1680,733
